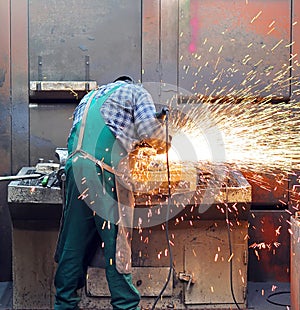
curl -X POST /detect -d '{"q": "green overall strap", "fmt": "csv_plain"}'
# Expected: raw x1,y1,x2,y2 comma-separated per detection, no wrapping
68,84,123,176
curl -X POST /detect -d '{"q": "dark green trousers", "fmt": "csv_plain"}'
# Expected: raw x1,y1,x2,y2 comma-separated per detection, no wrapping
54,164,140,310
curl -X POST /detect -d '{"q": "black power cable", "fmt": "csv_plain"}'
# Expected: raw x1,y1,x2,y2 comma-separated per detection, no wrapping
151,110,173,310
225,205,242,310
152,111,242,310
266,291,291,307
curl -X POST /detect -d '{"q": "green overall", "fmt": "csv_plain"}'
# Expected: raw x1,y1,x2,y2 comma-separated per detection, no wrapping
54,86,140,310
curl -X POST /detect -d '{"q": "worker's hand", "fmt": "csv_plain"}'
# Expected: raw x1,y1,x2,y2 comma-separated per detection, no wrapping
146,137,172,154
134,135,172,154
156,142,171,154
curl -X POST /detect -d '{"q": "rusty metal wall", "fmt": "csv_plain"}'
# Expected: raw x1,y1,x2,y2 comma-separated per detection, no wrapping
0,0,143,282
290,214,300,309
0,0,12,282
248,210,290,282
178,0,291,97
11,0,30,172
292,0,300,101
28,0,142,164
81,221,249,309
29,103,75,162
0,0,299,284
29,0,142,84
142,0,178,85
0,0,30,282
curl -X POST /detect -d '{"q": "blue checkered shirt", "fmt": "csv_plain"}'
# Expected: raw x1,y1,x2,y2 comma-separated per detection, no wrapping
70,81,166,152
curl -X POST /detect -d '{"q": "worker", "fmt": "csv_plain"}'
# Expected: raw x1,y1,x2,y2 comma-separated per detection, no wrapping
54,75,169,310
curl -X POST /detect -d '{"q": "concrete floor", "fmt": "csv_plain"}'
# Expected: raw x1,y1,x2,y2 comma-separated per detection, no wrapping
0,281,290,310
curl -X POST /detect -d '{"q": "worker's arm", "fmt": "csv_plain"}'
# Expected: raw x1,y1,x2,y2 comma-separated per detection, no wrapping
133,85,171,153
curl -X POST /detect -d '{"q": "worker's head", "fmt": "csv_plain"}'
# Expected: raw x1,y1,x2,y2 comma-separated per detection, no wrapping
113,75,135,84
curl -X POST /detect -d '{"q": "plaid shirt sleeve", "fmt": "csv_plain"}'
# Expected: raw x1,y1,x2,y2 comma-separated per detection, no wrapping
132,85,166,140
70,82,166,152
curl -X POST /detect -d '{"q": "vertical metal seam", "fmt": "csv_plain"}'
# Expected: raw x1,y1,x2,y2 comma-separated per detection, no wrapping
287,0,294,206
141,0,143,83
10,0,30,169
177,0,180,94
27,0,30,165
9,0,13,174
289,0,294,99
158,0,162,84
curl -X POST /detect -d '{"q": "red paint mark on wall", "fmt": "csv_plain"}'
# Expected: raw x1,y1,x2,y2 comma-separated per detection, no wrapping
187,0,290,54
189,0,201,53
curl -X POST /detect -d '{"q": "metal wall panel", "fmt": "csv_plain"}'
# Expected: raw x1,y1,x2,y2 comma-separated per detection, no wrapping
86,267,172,297
0,0,12,282
142,0,179,85
160,0,179,86
142,0,179,108
11,229,58,309
29,0,142,84
290,214,300,310
242,170,289,207
292,0,300,102
142,0,160,83
248,210,290,282
28,0,142,163
184,243,246,305
82,220,248,308
178,0,291,98
0,0,298,288
29,104,75,163
11,0,30,172
0,3,11,177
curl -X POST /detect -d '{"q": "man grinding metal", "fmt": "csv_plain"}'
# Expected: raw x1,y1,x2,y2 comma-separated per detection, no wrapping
54,75,169,310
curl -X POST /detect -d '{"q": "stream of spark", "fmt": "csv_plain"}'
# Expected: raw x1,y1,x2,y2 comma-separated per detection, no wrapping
167,96,300,193
170,96,299,162
167,20,300,195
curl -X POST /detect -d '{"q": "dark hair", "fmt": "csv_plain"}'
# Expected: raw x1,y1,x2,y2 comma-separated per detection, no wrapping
113,75,135,84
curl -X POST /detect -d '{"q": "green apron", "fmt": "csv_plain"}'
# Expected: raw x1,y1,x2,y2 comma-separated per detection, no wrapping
67,85,126,222
54,86,140,310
